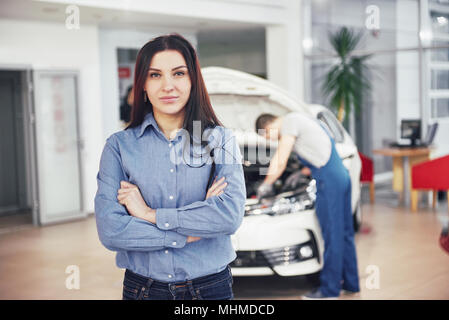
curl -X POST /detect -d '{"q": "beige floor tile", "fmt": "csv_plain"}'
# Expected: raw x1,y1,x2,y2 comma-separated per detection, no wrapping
0,202,448,300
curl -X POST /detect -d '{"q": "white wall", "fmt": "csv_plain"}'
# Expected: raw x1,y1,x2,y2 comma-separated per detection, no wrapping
198,35,266,77
0,18,102,214
43,0,305,120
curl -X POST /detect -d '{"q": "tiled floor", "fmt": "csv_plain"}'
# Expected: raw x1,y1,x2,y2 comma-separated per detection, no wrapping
0,191,448,300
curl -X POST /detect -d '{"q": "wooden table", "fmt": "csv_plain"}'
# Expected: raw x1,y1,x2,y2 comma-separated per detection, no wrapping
372,147,432,206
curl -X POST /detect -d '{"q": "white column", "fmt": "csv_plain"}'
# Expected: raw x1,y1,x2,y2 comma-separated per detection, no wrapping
396,0,421,141
266,0,304,101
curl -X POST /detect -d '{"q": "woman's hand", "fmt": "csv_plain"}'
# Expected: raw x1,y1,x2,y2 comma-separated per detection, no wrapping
187,236,201,243
206,177,227,199
117,181,155,223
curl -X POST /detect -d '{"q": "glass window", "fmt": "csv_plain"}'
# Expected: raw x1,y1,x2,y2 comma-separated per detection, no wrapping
431,98,449,118
431,69,449,89
431,11,449,34
430,41,449,61
430,0,449,4
304,0,449,173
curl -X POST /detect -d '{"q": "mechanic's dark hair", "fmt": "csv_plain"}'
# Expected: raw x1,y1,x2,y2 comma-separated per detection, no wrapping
255,113,277,132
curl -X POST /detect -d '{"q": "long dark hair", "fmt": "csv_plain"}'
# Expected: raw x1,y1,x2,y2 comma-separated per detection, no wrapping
126,33,222,142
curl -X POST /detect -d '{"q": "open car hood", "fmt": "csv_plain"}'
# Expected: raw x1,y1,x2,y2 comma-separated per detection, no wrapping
201,66,312,132
201,66,361,214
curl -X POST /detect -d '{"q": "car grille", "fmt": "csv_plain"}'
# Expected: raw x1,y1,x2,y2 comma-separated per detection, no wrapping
230,240,317,268
230,250,268,267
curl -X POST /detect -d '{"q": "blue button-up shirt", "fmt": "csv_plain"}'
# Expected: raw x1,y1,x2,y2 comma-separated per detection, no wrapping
94,112,246,282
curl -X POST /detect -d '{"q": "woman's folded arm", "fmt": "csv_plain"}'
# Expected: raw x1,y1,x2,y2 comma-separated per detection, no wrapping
95,137,188,252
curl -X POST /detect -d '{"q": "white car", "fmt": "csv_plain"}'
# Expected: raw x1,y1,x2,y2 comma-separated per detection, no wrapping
202,67,362,277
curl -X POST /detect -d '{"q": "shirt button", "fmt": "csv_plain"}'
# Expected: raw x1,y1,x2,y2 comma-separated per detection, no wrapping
165,222,169,228
169,195,174,200
168,274,173,279
165,250,169,254
172,241,177,246
170,169,174,173
168,143,173,147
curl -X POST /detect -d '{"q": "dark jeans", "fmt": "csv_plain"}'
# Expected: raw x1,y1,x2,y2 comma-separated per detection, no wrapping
122,265,234,300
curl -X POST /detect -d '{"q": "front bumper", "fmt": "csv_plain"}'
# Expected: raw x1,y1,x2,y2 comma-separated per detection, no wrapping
230,238,321,276
230,210,324,277
231,260,322,277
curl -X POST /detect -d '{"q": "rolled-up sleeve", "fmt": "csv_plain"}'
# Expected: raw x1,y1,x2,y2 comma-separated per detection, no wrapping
156,129,246,238
94,136,187,252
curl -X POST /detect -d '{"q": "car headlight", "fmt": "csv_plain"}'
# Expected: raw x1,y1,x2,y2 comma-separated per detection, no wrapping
299,245,314,259
245,180,316,217
271,196,314,215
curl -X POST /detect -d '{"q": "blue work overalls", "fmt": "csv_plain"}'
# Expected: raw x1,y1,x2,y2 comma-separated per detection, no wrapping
297,135,360,296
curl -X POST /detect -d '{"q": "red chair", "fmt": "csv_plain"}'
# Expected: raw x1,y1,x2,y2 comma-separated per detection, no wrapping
441,230,449,255
359,152,375,204
411,155,449,212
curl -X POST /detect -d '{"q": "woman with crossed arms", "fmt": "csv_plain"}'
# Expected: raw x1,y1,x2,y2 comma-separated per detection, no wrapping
95,34,246,300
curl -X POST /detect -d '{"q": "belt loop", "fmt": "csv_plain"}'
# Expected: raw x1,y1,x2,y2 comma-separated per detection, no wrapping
186,280,197,300
138,277,153,298
146,278,154,290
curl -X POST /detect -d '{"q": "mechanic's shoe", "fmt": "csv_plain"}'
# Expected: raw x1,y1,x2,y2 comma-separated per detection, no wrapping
301,288,339,300
341,289,361,298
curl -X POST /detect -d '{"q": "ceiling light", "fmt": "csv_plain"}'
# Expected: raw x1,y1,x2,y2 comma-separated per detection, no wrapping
302,38,314,53
437,16,448,25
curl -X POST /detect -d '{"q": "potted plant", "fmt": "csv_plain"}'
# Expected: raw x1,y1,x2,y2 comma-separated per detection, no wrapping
322,27,372,138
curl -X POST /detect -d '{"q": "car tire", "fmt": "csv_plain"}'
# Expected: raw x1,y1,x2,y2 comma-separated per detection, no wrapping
353,200,362,233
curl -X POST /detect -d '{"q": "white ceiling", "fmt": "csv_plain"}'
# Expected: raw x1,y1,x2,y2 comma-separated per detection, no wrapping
0,0,263,32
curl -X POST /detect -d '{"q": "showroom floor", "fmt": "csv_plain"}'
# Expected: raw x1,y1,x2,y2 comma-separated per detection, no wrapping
0,188,448,300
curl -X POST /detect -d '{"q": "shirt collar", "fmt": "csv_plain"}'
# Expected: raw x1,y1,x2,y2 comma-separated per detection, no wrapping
137,112,158,138
137,112,217,145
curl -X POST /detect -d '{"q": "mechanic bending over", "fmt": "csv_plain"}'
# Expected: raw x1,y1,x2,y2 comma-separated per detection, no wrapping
255,112,360,300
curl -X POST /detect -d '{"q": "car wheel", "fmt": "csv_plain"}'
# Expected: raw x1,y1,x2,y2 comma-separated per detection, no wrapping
353,200,362,233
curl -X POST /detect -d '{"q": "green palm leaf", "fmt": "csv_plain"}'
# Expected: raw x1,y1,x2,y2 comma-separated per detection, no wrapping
322,27,372,123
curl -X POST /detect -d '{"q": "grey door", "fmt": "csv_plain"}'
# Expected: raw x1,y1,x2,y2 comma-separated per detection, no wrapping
0,71,27,216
